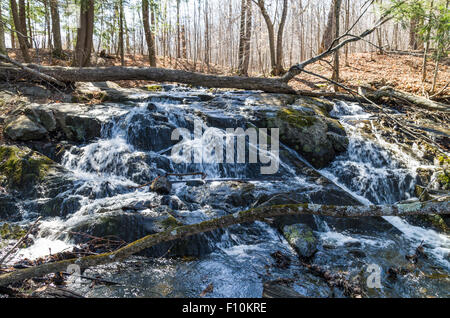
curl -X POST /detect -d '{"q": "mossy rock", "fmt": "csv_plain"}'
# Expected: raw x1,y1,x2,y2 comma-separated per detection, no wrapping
277,107,317,129
0,223,26,240
0,145,54,192
282,223,318,259
144,84,163,92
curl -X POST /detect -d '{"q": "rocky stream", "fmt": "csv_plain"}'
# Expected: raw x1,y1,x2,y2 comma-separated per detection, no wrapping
0,82,449,297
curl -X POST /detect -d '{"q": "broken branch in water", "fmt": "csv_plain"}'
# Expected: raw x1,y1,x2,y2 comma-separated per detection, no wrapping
0,217,42,266
0,196,448,287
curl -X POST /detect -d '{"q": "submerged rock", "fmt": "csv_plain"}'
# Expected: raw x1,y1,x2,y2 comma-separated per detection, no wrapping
282,224,319,259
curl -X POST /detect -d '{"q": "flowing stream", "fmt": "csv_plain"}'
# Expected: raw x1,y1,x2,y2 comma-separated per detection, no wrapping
5,87,450,297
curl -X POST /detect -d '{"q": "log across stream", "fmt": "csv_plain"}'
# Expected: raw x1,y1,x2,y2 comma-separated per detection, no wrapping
0,86,449,297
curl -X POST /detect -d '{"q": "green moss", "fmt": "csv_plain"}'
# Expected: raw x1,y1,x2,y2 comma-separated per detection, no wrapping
437,171,449,190
284,225,316,243
0,223,27,240
437,155,450,166
418,214,448,233
159,215,184,230
0,145,53,190
277,107,317,128
145,84,163,92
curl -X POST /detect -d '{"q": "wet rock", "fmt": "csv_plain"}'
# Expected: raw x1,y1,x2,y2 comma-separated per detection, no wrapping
70,208,215,257
51,104,102,142
262,279,307,298
126,113,177,152
0,145,54,193
0,145,75,202
4,115,47,141
282,224,318,259
260,106,348,168
0,194,19,221
327,132,349,153
151,176,172,195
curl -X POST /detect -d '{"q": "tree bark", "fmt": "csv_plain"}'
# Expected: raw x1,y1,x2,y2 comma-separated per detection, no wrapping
142,0,156,67
257,0,276,74
0,197,448,287
242,0,252,76
72,0,94,67
49,0,63,57
331,0,342,90
9,0,30,62
119,0,125,66
320,0,342,53
18,0,29,48
275,0,288,75
1,64,295,93
0,4,5,55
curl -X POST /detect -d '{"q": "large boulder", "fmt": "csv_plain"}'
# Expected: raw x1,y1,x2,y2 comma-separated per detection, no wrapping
0,145,54,193
254,97,348,168
0,145,75,206
4,114,48,141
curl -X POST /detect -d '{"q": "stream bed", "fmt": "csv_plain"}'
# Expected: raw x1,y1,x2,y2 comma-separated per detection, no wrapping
1,85,449,297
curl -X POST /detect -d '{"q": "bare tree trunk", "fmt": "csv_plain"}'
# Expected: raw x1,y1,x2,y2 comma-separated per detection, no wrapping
421,0,434,84
238,0,246,73
331,0,342,91
320,0,342,53
49,0,62,57
72,0,94,67
9,0,30,62
142,0,156,67
242,0,252,76
0,4,5,55
275,0,288,75
409,17,418,50
26,0,31,48
176,0,181,59
119,0,125,66
257,0,276,74
18,0,29,48
181,25,187,59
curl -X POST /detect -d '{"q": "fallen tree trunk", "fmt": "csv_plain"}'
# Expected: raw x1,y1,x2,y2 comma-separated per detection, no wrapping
365,86,450,112
0,196,448,287
0,64,295,94
0,54,66,87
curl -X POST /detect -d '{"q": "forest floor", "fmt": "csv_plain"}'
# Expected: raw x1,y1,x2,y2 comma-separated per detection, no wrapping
4,48,450,97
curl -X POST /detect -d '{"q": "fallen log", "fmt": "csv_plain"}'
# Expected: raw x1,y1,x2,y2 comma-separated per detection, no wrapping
366,86,450,112
0,64,295,94
0,196,448,287
0,54,66,87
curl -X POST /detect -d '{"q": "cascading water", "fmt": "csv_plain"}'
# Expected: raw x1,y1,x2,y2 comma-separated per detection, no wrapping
6,87,449,297
320,101,450,271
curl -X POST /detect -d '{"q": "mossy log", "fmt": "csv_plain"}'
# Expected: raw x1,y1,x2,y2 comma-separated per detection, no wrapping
0,196,448,287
